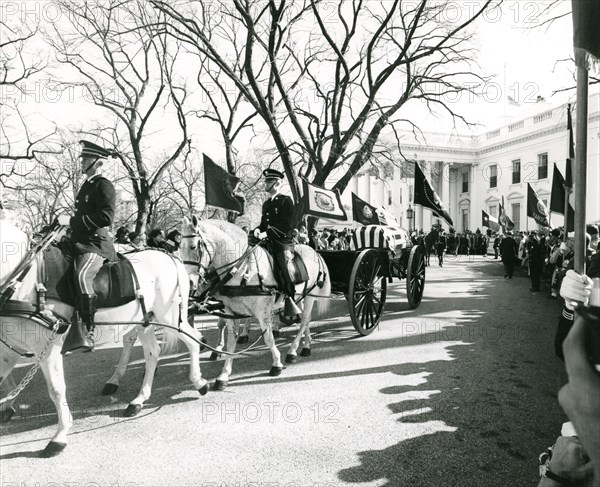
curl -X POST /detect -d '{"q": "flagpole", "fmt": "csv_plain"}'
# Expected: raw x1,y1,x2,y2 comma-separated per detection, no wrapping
574,67,588,274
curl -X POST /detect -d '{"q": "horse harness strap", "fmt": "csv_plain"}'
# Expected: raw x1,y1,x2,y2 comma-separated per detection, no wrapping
118,254,150,327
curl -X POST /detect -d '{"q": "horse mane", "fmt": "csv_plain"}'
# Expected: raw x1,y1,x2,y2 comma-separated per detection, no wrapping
196,219,248,253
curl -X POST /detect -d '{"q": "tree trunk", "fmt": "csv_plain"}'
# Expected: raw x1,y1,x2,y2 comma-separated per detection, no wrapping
135,194,152,237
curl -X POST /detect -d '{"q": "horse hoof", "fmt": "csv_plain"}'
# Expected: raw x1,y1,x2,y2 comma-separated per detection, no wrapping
124,404,142,417
272,330,280,338
212,380,228,391
285,354,297,364
269,366,283,377
198,384,209,396
0,406,16,423
40,441,67,458
300,347,311,357
237,335,249,344
209,351,222,361
101,383,118,396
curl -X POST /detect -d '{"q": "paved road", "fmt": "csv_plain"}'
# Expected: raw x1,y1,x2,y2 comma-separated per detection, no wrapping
0,255,567,487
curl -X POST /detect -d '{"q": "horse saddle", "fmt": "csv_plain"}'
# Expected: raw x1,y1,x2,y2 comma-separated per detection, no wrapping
42,242,136,308
277,247,309,286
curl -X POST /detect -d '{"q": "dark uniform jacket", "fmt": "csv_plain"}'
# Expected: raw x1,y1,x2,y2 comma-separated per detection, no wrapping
436,235,447,253
259,194,295,250
70,174,117,260
499,237,518,262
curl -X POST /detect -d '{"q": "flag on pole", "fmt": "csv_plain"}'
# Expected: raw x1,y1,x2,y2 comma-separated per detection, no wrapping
414,162,453,226
376,207,399,226
302,179,348,221
572,0,600,71
566,103,575,188
550,164,575,232
481,210,500,232
351,192,380,225
498,196,515,233
527,183,551,227
203,154,244,214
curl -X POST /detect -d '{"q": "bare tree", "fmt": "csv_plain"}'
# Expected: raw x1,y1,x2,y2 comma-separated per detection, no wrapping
46,0,190,235
0,15,58,164
151,0,494,228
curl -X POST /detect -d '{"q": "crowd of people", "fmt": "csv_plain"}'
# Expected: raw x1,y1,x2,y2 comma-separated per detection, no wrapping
112,225,182,254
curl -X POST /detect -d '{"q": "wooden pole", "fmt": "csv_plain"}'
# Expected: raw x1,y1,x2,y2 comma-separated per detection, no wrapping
574,67,588,274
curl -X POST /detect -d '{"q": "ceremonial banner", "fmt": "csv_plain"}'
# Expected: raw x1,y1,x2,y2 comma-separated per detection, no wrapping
498,196,515,233
414,162,453,226
550,164,575,232
203,154,244,214
572,0,600,70
566,103,575,188
481,210,500,232
351,192,380,225
527,183,551,227
302,179,348,221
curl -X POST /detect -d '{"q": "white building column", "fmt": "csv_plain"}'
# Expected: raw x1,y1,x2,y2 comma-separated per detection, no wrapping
442,162,450,228
470,163,479,231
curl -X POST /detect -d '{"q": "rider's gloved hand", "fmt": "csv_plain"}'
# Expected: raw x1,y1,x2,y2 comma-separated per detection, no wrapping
56,214,71,227
253,229,267,240
560,270,593,310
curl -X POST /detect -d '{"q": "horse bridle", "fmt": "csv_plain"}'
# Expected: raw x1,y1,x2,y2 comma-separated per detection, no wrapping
181,228,213,281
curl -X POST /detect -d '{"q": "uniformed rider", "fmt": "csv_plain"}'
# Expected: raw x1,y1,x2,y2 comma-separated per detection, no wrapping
253,169,301,324
58,140,117,352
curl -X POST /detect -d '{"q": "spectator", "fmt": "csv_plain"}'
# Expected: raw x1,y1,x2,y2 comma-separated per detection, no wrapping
114,226,131,245
587,224,599,252
297,225,309,245
165,229,182,253
527,230,545,292
147,229,166,248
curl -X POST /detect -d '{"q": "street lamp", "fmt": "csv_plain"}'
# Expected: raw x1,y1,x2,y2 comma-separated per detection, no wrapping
406,205,414,232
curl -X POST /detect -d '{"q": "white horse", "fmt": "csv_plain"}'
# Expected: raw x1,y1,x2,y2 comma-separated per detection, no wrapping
0,222,208,457
179,216,331,390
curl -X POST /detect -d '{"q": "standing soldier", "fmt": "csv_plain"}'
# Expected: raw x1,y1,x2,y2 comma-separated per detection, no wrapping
436,230,447,267
499,231,518,279
58,140,117,352
253,169,302,324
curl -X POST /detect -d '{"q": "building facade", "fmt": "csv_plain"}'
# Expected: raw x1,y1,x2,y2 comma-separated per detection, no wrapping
342,89,599,232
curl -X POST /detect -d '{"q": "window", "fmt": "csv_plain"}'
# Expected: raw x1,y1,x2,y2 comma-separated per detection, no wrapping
538,153,548,179
409,185,413,202
462,169,469,193
511,203,521,231
388,191,393,206
399,188,403,204
489,165,497,188
489,205,497,218
462,209,469,232
512,159,521,184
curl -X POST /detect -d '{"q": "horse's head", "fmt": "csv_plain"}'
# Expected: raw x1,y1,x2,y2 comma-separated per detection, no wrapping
0,220,31,288
179,215,212,293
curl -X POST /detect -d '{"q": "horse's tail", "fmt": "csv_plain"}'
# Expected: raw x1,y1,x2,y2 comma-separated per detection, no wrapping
160,257,192,356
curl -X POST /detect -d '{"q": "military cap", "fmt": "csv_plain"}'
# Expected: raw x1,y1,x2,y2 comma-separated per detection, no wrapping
263,168,284,180
80,140,116,159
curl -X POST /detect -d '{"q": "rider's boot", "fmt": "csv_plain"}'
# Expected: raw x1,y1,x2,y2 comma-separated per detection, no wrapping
62,294,96,354
61,303,93,355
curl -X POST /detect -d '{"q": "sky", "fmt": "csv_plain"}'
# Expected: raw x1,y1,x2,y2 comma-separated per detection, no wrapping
0,1,579,162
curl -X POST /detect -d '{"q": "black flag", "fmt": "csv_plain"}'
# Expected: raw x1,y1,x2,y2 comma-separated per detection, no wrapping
550,164,575,232
572,0,600,69
203,154,244,214
527,183,551,227
414,163,453,226
351,192,380,225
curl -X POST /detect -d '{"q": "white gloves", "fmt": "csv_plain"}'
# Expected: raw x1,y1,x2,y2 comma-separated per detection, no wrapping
253,229,267,240
560,269,593,310
57,214,71,226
